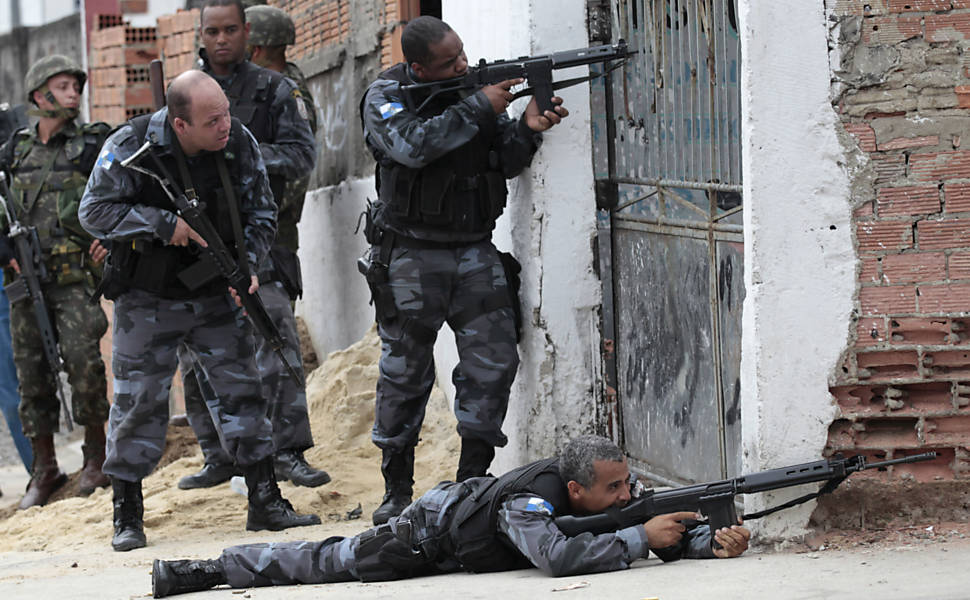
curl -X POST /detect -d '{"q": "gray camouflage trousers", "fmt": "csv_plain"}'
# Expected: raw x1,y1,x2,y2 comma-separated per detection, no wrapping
372,240,518,452
10,281,109,436
179,281,313,465
103,289,273,482
220,480,473,587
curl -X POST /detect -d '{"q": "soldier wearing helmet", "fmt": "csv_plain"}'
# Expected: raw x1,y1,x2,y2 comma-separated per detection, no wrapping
0,54,112,509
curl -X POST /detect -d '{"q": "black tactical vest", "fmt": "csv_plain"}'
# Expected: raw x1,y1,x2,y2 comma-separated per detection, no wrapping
111,114,246,299
449,457,568,573
373,63,508,239
220,61,286,203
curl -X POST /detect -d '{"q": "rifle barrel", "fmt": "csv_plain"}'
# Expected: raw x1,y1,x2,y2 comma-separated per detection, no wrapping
864,452,938,470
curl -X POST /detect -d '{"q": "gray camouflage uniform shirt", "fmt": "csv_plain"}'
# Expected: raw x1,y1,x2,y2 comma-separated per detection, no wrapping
78,107,276,273
361,66,541,242
498,493,715,576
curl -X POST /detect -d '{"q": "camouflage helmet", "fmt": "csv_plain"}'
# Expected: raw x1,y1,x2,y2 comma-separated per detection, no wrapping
24,55,86,104
245,5,296,47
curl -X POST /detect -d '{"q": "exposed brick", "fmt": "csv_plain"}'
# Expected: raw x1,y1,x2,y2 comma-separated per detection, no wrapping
857,316,889,346
860,255,883,284
871,153,907,185
925,12,970,42
924,415,970,445
876,185,941,216
833,0,890,14
918,282,970,312
861,285,918,314
917,218,970,249
857,349,920,369
857,220,914,252
121,0,148,13
944,183,970,213
900,382,955,413
877,135,940,151
958,85,970,109
845,122,877,152
862,15,923,44
890,0,952,11
855,201,875,218
857,417,921,448
949,251,970,278
923,350,970,379
910,150,970,182
882,251,946,283
890,316,957,344
895,448,955,481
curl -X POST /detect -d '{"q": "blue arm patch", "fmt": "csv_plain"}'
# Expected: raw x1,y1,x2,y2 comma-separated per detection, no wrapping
96,150,115,170
380,102,404,119
525,497,554,516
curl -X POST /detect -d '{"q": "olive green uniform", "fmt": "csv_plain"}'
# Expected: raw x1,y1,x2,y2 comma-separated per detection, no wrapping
0,121,110,436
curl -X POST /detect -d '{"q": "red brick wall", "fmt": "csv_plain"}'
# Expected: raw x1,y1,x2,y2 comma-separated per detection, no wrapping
88,23,158,124
830,0,970,485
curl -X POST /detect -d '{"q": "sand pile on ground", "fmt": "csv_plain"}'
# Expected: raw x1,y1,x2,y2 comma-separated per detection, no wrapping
0,325,459,552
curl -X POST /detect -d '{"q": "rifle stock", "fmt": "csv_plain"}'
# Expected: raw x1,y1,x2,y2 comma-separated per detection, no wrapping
554,452,938,544
0,177,73,431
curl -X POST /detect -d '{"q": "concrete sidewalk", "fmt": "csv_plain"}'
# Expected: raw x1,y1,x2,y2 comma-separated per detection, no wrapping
1,533,966,600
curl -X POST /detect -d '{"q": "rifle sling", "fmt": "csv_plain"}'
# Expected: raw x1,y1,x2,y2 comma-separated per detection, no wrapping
170,142,248,278
740,476,847,522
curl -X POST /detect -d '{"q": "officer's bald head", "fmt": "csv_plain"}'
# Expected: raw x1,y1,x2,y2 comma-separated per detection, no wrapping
167,71,231,155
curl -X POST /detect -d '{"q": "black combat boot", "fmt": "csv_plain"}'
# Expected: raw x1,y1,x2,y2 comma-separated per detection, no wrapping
152,558,226,598
372,446,414,525
177,462,239,490
274,449,331,487
111,477,146,551
243,456,321,531
455,437,496,482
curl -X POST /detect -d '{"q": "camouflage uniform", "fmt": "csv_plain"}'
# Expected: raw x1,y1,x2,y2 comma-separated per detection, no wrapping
360,65,540,461
78,108,277,481
0,119,110,436
215,465,715,587
179,51,319,475
276,61,317,253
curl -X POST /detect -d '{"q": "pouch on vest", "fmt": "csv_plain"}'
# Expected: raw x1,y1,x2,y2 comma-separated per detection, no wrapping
48,239,86,286
418,170,455,227
269,245,303,300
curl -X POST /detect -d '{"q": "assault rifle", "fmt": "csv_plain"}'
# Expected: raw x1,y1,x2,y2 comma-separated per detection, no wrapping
0,176,73,430
117,141,304,386
554,452,938,546
137,59,303,387
399,41,634,114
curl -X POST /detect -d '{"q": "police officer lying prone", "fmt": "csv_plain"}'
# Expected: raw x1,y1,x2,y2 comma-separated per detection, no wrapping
151,435,751,597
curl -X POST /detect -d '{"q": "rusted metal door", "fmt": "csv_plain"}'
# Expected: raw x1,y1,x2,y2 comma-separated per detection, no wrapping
591,0,743,484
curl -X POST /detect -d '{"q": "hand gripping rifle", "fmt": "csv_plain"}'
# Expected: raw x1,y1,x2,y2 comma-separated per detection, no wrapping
554,452,938,546
0,176,73,430
120,60,303,386
118,142,304,386
400,41,635,114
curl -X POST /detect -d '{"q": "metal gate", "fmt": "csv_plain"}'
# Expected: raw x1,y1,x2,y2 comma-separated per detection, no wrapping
591,0,743,485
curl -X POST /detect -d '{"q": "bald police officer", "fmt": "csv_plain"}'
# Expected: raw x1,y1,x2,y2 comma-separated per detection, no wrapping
0,55,112,508
80,70,319,552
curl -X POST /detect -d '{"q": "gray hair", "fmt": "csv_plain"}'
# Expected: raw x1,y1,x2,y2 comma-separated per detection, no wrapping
559,435,625,489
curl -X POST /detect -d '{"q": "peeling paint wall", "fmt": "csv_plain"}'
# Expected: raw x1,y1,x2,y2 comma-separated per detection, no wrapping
739,0,856,542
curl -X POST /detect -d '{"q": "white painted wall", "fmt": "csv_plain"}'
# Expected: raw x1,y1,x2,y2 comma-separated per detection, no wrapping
297,0,602,471
739,1,856,543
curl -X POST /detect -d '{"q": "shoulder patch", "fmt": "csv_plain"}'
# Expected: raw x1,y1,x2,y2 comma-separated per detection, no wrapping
96,148,116,170
292,90,309,121
524,497,554,516
379,101,404,120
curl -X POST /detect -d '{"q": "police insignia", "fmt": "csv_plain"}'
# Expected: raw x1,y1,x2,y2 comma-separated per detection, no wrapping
380,102,404,120
96,149,115,170
525,497,554,516
292,89,310,120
